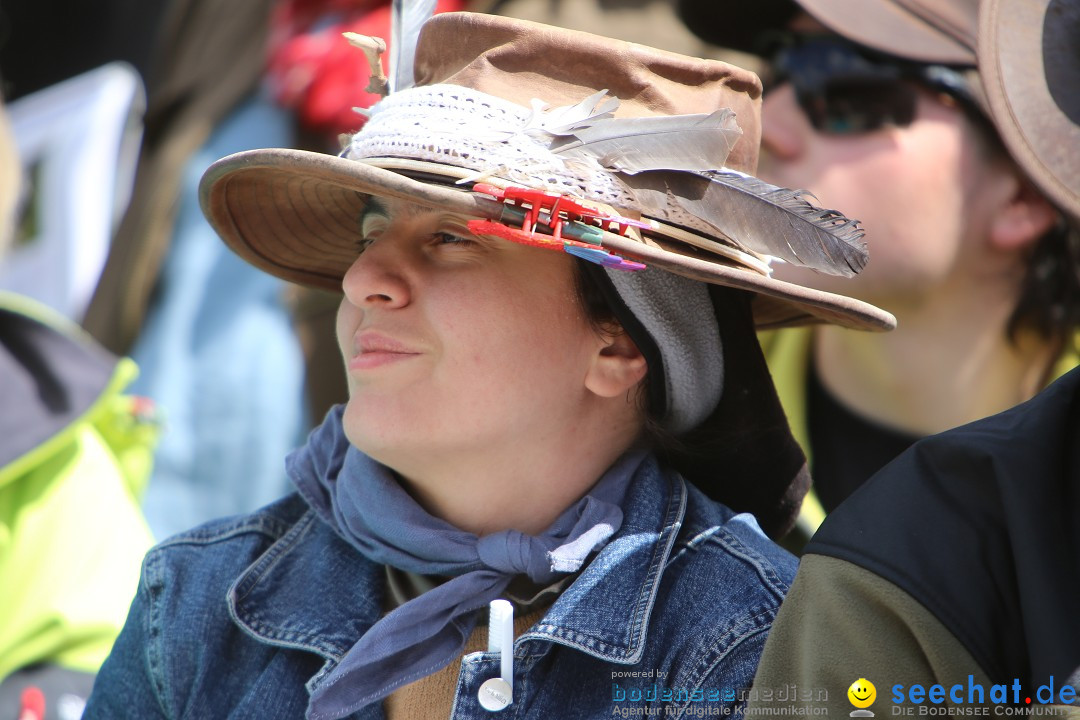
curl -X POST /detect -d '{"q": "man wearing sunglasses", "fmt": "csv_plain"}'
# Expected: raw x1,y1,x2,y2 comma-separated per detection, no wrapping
678,0,1080,704
680,0,1080,552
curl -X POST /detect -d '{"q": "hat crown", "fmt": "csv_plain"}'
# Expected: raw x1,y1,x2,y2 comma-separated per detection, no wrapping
413,12,763,175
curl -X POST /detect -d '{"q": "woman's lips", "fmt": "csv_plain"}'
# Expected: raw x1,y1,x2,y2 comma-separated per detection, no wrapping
349,332,421,371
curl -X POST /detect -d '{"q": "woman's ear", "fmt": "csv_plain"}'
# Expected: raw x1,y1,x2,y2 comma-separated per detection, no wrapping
990,172,1060,252
584,327,648,398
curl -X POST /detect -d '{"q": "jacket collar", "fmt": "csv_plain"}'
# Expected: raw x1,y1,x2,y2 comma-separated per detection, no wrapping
228,508,385,665
227,455,686,670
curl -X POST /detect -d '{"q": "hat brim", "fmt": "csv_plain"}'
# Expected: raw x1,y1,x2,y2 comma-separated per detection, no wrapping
199,148,895,332
795,0,976,64
978,0,1080,222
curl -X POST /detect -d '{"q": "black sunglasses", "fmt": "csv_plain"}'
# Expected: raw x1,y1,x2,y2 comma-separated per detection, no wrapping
767,34,983,135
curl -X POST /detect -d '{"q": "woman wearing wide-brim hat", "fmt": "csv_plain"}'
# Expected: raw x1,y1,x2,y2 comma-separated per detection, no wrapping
85,10,892,720
679,0,1080,553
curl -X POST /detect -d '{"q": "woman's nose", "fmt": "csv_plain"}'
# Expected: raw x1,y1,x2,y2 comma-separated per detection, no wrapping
761,84,809,163
341,240,412,310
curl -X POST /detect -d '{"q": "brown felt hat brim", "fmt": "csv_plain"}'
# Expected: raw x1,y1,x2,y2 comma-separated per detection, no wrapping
199,148,896,332
978,0,1080,222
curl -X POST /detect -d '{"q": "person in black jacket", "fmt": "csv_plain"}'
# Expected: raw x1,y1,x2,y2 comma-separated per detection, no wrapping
720,0,1080,707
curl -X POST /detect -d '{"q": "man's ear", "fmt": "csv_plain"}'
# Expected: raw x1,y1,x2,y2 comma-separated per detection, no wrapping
584,327,648,398
990,173,1060,252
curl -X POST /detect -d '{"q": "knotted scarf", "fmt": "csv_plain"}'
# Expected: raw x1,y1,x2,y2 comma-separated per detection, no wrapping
287,406,643,719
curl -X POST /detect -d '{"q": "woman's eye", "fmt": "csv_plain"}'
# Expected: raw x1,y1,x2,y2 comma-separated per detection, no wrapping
436,232,474,246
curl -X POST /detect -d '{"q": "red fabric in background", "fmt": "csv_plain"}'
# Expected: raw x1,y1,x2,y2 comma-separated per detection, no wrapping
267,0,466,145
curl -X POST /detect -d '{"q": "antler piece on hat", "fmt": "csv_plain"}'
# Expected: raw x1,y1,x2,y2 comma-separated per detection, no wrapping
344,32,389,98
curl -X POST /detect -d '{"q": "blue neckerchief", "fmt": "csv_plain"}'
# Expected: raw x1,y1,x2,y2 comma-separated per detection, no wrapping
287,406,642,720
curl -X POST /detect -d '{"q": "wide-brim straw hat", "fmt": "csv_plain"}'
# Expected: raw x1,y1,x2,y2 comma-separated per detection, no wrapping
200,11,895,333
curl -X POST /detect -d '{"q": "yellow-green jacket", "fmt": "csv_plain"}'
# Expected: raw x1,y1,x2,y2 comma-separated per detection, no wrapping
0,293,156,685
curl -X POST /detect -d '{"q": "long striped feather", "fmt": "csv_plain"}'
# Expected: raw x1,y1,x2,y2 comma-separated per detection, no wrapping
624,169,868,277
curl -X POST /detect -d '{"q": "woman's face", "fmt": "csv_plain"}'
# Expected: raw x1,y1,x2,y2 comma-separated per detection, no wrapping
335,197,613,473
760,82,1010,311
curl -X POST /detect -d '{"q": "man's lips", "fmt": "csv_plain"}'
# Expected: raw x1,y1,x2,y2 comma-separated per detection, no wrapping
348,332,421,371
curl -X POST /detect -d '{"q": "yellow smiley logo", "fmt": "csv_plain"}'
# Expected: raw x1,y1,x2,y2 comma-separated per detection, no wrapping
848,678,877,709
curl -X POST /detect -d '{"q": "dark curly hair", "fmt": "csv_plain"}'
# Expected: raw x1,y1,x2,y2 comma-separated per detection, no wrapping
1008,217,1080,352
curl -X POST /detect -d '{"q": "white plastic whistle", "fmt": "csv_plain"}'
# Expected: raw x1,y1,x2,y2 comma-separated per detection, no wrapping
478,599,514,712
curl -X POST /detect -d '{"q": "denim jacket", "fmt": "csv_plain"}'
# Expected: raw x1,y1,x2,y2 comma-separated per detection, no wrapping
85,458,797,719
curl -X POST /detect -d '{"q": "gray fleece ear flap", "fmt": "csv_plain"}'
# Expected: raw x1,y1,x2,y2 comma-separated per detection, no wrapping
581,264,807,539
600,266,724,435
